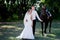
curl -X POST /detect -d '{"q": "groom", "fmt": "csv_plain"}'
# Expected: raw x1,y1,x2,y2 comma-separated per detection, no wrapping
31,6,42,35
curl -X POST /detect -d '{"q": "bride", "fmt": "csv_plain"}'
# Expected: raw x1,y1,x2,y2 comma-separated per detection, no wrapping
16,9,34,40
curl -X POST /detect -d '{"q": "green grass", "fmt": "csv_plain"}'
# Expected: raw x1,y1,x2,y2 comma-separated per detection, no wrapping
0,20,60,40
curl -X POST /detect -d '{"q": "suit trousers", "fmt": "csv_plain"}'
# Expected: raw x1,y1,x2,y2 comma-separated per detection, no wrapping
32,20,36,35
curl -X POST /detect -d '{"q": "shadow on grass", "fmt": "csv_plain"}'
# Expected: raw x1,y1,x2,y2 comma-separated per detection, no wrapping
0,25,23,40
0,21,60,40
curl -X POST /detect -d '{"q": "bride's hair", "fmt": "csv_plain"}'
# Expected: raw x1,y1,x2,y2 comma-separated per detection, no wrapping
27,9,32,13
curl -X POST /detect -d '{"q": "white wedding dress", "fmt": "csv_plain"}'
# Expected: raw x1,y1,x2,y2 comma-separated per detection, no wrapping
16,12,34,39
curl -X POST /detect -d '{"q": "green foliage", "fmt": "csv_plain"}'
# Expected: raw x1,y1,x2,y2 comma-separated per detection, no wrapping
0,0,60,22
13,14,18,20
45,0,60,19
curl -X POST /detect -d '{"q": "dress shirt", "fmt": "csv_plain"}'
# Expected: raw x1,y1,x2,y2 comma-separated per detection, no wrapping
32,10,42,21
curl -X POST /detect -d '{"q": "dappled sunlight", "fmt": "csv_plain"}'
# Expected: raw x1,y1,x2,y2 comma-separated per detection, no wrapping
8,36,21,40
0,32,3,36
35,29,42,34
55,39,60,40
8,36,16,40
52,28,60,34
35,32,42,37
35,27,57,40
35,32,40,35
47,34,56,37
43,36,55,40
35,28,42,37
35,34,55,40
9,32,14,34
36,28,42,31
0,21,60,40
15,27,23,31
1,25,16,29
53,28,60,30
41,34,55,40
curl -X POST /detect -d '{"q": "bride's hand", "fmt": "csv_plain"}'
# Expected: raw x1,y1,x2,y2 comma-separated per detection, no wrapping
26,19,28,22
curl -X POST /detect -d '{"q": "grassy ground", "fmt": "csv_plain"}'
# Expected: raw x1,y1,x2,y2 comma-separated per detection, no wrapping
0,20,60,40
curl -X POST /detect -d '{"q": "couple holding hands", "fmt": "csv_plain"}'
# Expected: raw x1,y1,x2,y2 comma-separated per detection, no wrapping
16,6,43,40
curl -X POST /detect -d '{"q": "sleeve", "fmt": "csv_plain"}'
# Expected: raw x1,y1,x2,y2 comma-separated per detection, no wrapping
30,15,33,27
35,11,42,21
23,12,27,25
